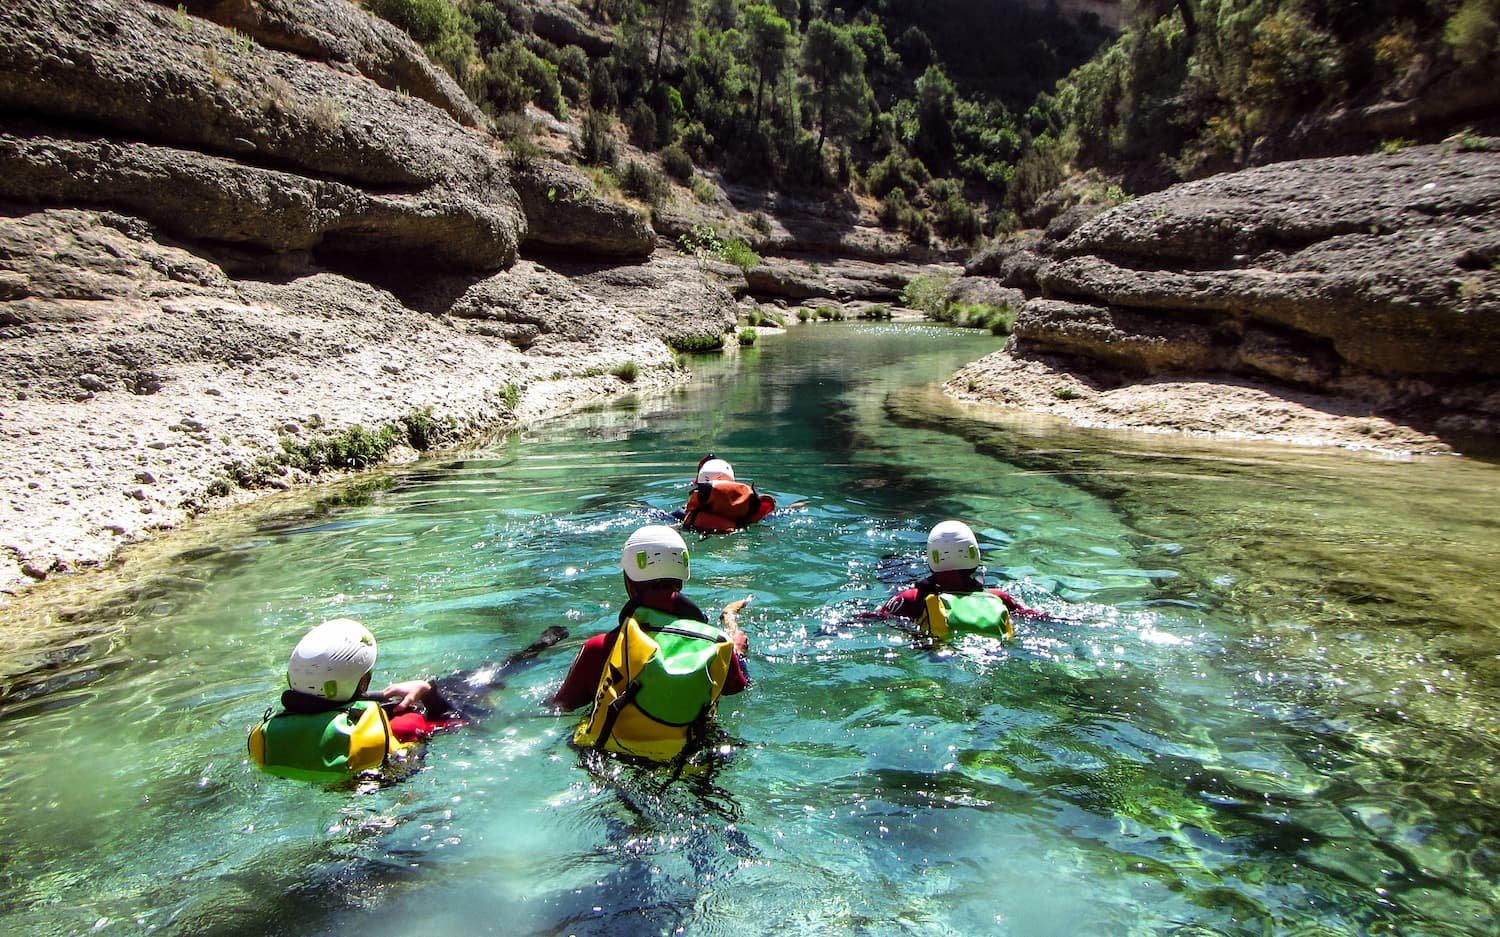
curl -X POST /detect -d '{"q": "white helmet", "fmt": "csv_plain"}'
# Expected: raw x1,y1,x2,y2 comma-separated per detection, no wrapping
286,618,377,702
621,524,690,582
927,520,981,572
696,458,735,483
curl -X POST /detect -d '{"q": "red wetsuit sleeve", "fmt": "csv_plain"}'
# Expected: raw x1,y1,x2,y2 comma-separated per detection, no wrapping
878,587,921,619
389,711,451,742
550,632,612,710
988,588,1039,617
723,653,750,695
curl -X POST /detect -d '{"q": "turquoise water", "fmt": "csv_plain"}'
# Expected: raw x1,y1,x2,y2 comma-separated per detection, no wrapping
2,323,1499,936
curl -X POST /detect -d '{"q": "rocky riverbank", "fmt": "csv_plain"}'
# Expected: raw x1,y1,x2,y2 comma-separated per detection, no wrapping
0,205,737,596
0,0,737,599
949,140,1500,454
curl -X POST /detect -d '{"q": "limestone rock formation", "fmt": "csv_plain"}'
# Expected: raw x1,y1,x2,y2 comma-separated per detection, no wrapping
0,0,737,596
175,0,485,128
510,159,655,257
956,142,1500,443
0,0,523,269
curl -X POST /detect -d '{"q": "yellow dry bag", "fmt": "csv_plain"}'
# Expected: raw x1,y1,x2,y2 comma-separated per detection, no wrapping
574,606,735,762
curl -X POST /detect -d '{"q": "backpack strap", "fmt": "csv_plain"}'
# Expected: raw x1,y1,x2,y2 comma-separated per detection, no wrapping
593,623,644,751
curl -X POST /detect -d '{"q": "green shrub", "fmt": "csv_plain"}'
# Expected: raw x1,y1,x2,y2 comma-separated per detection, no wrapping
1445,127,1491,152
901,271,956,317
666,333,726,353
365,0,465,46
690,176,717,203
879,187,909,228
479,41,564,117
677,223,759,270
1444,0,1499,69
502,383,520,410
1379,138,1415,154
1052,386,1082,400
402,407,449,450
611,361,639,383
908,214,932,246
738,327,757,346
552,43,590,105
719,237,760,271
616,160,667,205
859,304,893,320
929,178,981,243
866,151,931,199
625,100,657,150
748,210,772,235
579,110,616,165
281,424,400,474
507,135,543,170
796,308,811,322
660,143,694,182
951,301,1018,334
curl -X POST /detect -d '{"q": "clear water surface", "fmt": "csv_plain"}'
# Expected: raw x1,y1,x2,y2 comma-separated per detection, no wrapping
1,323,1497,937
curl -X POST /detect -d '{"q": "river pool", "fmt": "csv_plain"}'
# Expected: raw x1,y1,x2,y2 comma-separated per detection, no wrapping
1,323,1497,936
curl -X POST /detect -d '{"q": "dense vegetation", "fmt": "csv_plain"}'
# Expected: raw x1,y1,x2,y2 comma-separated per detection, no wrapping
364,0,1498,244
1051,0,1500,191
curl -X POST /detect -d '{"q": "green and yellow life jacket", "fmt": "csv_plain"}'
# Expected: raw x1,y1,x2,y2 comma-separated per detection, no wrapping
917,591,1014,641
247,699,409,784
573,605,735,762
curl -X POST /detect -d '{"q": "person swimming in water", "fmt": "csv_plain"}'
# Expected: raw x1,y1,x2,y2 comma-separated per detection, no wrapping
552,524,753,761
247,618,464,784
877,520,1039,639
249,617,565,784
673,455,776,533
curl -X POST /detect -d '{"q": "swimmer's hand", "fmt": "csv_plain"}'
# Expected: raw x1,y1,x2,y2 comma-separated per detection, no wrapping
379,680,433,713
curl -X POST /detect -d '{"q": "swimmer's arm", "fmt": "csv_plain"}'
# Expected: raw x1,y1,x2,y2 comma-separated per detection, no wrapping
721,595,753,655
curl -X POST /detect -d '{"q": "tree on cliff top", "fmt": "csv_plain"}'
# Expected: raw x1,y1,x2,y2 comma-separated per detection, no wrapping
800,20,871,152
743,4,794,127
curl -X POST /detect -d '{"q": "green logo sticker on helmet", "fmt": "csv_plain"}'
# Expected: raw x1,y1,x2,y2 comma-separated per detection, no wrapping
635,550,649,571
931,549,940,566
322,678,338,698
681,549,689,572
969,545,979,561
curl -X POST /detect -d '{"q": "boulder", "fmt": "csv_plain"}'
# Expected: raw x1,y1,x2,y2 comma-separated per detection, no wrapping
509,159,655,257
744,257,930,302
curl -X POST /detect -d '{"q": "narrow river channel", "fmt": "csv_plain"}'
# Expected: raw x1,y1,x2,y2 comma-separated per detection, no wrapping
2,323,1497,936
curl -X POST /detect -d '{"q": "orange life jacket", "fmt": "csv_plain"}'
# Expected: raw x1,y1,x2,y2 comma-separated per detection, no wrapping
682,480,775,532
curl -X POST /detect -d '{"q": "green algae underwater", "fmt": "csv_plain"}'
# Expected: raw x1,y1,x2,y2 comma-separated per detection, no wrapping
1,323,1497,936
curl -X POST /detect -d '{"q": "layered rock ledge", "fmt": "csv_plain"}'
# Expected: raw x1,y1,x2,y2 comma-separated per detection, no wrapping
953,142,1500,453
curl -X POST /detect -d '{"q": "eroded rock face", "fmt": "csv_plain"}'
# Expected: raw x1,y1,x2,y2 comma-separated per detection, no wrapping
743,257,927,302
0,0,524,269
509,159,655,257
967,143,1500,439
176,0,485,128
